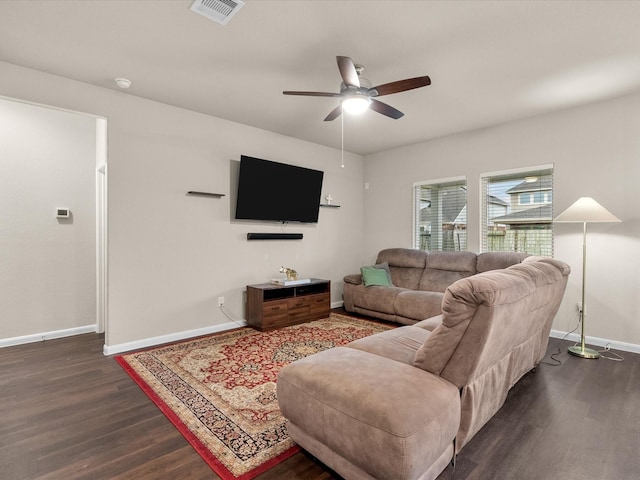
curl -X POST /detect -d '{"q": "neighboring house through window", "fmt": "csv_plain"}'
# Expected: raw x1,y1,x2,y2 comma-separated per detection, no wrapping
414,177,467,252
481,165,554,256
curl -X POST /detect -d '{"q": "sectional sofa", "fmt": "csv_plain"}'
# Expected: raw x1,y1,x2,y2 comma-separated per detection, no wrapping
343,248,530,324
278,255,570,480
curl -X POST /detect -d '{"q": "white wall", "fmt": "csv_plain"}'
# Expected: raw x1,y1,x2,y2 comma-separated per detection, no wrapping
0,61,365,351
0,98,97,339
364,92,640,347
6,57,636,351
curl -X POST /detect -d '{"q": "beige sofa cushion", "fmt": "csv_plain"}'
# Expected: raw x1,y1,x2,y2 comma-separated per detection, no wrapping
376,248,427,290
476,251,529,272
277,346,460,480
394,290,444,321
414,314,443,331
344,285,405,315
346,324,431,365
419,251,477,292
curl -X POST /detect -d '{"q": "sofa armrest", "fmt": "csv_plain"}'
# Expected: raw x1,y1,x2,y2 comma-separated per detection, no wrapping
343,273,362,285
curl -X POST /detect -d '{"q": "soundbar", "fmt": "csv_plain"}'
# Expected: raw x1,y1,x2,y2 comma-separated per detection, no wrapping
247,233,303,240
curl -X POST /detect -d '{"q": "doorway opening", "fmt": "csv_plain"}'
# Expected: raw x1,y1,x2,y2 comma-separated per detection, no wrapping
0,96,107,347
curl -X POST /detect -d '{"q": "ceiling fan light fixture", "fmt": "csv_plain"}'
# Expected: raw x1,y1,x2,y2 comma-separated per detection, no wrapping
342,94,371,115
283,56,430,121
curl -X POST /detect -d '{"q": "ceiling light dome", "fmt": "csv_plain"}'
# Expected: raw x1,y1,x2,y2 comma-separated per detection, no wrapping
342,93,371,115
115,78,132,89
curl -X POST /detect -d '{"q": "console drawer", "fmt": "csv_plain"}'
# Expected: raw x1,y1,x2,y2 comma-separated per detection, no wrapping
287,296,310,321
260,313,292,329
309,294,330,315
287,296,310,309
263,299,289,317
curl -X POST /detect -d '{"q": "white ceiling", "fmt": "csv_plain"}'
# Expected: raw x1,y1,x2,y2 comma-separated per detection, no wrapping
1,0,640,155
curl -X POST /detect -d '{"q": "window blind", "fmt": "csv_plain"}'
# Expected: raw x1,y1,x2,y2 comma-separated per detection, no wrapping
481,166,554,256
414,178,467,252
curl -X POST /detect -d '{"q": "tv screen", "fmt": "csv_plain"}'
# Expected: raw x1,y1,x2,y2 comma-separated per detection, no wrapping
235,155,324,223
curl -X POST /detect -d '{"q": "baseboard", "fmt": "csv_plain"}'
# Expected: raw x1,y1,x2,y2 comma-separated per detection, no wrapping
0,324,97,349
103,320,247,356
550,329,640,355
105,305,346,356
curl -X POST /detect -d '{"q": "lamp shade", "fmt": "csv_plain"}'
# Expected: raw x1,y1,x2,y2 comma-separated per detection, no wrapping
554,197,621,223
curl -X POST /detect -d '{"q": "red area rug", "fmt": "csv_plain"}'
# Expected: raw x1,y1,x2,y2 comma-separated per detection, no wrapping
115,313,392,480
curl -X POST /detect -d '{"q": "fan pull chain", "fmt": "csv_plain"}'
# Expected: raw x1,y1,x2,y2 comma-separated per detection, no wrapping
341,112,345,168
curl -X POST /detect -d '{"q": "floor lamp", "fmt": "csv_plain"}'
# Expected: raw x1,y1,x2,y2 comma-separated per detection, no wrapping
554,197,621,359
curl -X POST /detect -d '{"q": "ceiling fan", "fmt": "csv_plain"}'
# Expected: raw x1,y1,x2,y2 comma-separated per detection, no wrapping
283,56,431,121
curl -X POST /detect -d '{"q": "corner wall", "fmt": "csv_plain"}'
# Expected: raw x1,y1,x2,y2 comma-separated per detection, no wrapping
0,61,365,351
363,92,640,347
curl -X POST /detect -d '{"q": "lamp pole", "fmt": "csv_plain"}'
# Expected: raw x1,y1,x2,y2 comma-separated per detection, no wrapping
568,221,599,359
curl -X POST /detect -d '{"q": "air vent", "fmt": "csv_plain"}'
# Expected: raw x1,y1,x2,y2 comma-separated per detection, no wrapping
190,0,245,25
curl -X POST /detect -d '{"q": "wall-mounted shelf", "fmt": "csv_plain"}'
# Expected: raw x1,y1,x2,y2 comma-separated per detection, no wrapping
320,203,340,208
187,191,225,198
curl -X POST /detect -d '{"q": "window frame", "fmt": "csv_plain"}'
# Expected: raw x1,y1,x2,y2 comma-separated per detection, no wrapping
479,164,554,256
412,176,467,252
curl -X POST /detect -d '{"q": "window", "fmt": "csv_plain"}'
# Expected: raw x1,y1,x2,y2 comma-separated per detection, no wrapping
481,166,554,256
414,177,467,252
519,191,552,205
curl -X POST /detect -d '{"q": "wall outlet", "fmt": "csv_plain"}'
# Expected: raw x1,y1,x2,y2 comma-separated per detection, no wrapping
576,302,583,313
218,296,224,307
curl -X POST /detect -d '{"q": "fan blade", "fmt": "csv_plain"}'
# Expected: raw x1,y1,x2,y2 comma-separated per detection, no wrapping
283,91,341,97
337,56,360,88
324,104,343,121
370,99,404,119
369,76,431,97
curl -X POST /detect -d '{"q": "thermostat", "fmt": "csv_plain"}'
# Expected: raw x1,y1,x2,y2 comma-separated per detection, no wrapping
56,208,70,218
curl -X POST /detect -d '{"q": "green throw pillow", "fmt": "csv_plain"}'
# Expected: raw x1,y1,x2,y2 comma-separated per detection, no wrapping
375,261,394,285
361,265,392,287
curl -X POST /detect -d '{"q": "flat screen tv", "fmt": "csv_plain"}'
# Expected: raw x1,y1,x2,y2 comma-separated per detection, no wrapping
235,155,324,223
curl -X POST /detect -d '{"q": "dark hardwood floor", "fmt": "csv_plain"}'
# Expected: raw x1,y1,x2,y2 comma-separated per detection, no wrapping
1,313,639,480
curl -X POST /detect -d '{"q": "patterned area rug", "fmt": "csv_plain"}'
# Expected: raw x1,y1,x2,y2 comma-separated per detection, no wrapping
115,313,392,480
